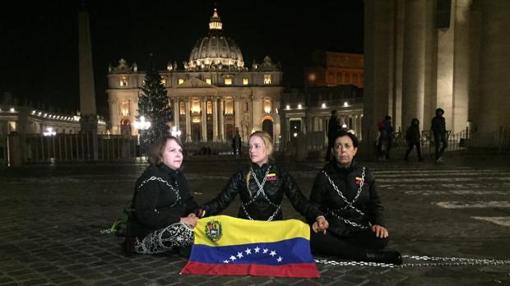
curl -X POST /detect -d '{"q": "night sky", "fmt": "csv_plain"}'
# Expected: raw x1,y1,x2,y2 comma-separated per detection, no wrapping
1,0,363,118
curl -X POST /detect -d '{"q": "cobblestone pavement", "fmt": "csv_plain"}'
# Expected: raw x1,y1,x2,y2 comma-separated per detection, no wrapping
1,152,509,285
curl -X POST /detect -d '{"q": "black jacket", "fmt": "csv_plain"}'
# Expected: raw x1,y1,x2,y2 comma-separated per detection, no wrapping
128,164,199,239
202,162,322,222
406,124,421,144
431,116,446,135
310,161,385,237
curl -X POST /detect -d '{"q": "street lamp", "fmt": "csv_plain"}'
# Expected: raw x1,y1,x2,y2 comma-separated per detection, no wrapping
134,116,151,145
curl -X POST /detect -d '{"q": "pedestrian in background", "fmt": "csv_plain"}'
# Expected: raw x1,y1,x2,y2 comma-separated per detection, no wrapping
404,118,423,161
431,108,448,162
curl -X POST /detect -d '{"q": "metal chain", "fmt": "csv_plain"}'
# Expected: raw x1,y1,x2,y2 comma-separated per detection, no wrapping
322,167,369,229
315,255,510,269
241,166,281,221
137,176,181,206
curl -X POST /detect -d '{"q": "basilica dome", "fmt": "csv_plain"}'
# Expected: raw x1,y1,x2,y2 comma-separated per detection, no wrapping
187,9,245,71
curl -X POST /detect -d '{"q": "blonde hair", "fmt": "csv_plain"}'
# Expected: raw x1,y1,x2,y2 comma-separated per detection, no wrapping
246,131,274,191
249,130,273,157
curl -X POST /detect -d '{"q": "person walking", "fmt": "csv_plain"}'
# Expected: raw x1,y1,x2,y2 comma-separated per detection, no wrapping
404,118,423,161
431,108,448,162
232,128,242,156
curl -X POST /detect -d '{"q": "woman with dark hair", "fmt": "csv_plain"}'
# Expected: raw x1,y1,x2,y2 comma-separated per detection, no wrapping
125,135,199,255
309,129,402,264
199,131,328,232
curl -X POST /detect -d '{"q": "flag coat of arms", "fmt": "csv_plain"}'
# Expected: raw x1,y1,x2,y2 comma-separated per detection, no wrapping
180,215,320,278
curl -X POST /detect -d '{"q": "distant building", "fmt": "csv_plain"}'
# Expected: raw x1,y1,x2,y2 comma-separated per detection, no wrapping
305,51,364,88
280,86,363,147
106,9,283,144
0,105,106,136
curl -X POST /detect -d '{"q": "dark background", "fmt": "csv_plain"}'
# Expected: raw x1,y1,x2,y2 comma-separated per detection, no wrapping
0,0,363,118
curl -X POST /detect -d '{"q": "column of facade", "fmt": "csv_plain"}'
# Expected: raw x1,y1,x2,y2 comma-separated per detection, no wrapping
201,99,207,142
451,0,471,133
402,0,427,128
173,97,180,130
476,0,510,145
219,99,225,141
185,98,191,143
363,0,395,158
251,94,263,131
212,97,219,142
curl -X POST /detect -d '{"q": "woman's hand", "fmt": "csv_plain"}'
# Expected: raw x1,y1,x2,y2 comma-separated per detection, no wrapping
371,224,389,238
312,215,329,234
180,214,198,228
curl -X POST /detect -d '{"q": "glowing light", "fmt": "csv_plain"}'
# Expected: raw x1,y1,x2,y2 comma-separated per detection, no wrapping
321,103,327,109
343,101,349,107
297,104,302,109
43,127,56,136
134,116,151,130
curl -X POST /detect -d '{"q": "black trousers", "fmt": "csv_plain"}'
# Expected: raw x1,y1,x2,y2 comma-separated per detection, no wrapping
310,228,388,261
405,142,422,160
433,132,448,159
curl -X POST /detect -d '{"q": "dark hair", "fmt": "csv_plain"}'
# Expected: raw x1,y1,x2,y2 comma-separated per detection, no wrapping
436,108,444,115
333,129,359,148
385,115,392,120
148,135,183,165
331,110,337,115
411,118,419,125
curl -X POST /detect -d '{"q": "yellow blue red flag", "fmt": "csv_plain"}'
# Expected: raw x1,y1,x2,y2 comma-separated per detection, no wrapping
180,215,319,278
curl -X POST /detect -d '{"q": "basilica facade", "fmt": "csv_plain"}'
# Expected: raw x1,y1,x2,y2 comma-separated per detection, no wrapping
106,9,282,145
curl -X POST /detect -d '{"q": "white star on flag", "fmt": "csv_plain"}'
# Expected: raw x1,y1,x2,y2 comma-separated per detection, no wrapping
237,252,243,258
230,255,236,261
263,248,269,253
223,260,230,264
277,256,283,262
245,248,252,255
254,247,260,253
269,250,277,257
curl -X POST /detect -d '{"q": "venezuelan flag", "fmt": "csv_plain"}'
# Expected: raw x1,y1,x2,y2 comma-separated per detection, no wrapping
180,215,319,278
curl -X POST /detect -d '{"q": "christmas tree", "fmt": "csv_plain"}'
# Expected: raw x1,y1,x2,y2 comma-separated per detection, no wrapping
137,68,172,153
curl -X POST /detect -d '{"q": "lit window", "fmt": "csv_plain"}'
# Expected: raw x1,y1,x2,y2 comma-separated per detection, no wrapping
264,74,272,85
191,99,201,114
263,99,272,114
179,102,186,115
224,78,232,85
207,101,212,114
206,78,212,85
178,79,184,85
8,121,16,132
120,77,128,87
308,73,316,82
224,98,233,115
243,78,249,85
120,100,130,116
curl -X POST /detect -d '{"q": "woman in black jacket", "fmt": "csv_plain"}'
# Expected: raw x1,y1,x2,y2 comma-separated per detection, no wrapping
309,130,402,264
200,131,328,231
126,135,199,255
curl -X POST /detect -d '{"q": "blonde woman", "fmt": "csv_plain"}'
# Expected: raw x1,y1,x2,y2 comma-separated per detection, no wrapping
200,131,328,232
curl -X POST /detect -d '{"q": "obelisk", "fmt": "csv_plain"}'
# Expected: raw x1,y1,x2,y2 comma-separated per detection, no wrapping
78,3,97,134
